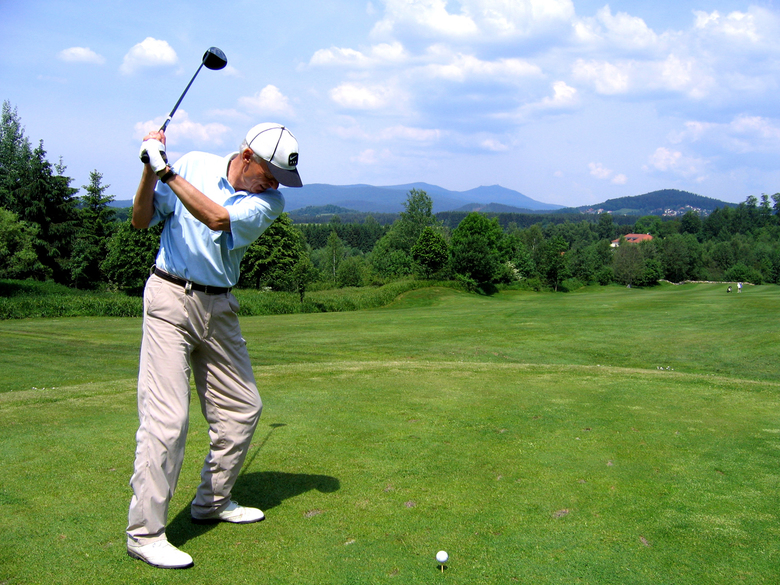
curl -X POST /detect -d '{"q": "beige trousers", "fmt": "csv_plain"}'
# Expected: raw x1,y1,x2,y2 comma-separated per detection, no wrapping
127,273,262,545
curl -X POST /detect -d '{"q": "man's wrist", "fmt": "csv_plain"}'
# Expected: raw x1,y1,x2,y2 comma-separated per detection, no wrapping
158,166,176,184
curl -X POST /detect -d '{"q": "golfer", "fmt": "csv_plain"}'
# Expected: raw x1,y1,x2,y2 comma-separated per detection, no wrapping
126,123,302,569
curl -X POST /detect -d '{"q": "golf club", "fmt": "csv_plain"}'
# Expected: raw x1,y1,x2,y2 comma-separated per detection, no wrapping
140,47,227,163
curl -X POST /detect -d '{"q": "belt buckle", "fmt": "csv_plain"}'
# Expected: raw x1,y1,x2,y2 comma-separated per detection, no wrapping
184,281,192,294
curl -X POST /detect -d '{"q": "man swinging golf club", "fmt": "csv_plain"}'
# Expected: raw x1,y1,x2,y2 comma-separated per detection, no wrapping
126,121,302,569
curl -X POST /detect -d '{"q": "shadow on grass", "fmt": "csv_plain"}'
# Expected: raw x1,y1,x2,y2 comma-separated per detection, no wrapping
166,471,340,546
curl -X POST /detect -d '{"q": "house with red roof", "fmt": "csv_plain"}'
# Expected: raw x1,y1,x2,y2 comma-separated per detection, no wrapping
611,233,653,248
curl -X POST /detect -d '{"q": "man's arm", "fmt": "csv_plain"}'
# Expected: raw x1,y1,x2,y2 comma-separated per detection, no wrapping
165,173,231,232
131,164,158,229
132,130,231,232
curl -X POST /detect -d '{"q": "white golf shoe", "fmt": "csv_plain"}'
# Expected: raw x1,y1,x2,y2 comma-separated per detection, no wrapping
127,539,194,569
191,500,265,524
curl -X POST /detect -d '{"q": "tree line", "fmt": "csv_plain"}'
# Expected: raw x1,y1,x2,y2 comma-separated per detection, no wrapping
2,99,779,298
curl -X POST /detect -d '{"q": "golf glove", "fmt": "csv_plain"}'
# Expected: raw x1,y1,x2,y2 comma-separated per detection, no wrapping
139,139,168,172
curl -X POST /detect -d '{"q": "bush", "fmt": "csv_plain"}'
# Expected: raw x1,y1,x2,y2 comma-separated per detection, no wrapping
520,276,544,292
724,262,763,285
336,256,367,288
559,278,584,292
596,266,614,285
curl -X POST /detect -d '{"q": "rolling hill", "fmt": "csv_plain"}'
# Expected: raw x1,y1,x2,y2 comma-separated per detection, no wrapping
278,182,563,214
572,189,736,216
108,186,736,218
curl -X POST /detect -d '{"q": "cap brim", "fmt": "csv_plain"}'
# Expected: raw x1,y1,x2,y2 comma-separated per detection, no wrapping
268,163,302,188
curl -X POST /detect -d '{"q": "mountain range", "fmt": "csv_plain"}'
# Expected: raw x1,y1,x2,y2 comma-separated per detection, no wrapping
109,184,736,216
570,189,735,216
278,182,563,214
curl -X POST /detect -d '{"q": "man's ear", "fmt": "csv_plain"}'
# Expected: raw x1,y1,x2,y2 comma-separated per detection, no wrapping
242,148,254,163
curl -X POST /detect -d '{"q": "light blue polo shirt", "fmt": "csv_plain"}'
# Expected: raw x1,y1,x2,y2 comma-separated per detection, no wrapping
144,151,285,287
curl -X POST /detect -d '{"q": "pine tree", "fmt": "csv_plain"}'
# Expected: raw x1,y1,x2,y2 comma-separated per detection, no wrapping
71,170,117,288
239,213,310,290
411,226,449,277
12,143,80,283
102,219,161,293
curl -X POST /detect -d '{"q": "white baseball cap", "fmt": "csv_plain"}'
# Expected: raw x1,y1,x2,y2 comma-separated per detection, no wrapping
245,123,302,187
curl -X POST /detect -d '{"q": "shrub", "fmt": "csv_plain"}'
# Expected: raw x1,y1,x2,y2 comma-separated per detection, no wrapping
724,262,763,285
559,278,584,292
596,266,614,285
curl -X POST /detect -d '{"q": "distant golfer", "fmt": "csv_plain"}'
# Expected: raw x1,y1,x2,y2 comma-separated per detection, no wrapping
127,123,302,569
738,282,742,293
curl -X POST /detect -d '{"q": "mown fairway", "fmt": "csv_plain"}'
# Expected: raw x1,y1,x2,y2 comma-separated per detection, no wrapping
0,284,778,584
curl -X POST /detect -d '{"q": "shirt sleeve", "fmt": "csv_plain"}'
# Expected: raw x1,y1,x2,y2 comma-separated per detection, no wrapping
225,189,286,250
146,182,178,227
146,152,197,228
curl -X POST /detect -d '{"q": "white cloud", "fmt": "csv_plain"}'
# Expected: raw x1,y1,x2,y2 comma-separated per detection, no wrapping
572,59,629,94
120,37,177,75
221,64,241,78
694,9,760,43
371,0,573,41
480,138,508,152
468,0,575,38
238,85,295,117
58,47,105,64
589,162,612,180
589,162,627,185
670,115,780,154
572,56,713,98
574,6,660,51
645,147,707,179
330,82,398,110
310,42,408,67
133,110,229,146
423,51,541,82
612,174,627,185
541,81,577,107
352,148,393,165
379,125,441,141
510,81,578,120
372,0,479,39
330,122,439,143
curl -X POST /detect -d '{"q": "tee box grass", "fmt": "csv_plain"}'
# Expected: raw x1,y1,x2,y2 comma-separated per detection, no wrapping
0,283,778,584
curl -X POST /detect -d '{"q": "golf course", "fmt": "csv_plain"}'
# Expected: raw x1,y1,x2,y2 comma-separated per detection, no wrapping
0,283,778,584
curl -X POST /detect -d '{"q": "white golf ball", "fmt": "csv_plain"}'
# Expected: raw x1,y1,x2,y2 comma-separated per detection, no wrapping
436,550,448,563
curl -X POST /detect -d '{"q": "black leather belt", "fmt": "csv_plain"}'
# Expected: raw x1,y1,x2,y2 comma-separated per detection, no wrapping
153,267,231,295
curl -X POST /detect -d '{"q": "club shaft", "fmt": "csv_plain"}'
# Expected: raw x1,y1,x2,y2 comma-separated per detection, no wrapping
160,62,205,132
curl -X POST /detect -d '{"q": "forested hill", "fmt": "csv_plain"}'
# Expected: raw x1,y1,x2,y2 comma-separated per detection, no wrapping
574,189,735,215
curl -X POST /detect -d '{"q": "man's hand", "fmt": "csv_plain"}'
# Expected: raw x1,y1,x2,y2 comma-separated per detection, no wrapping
140,138,169,173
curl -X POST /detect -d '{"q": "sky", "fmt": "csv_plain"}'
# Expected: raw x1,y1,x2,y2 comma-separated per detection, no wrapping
2,0,779,208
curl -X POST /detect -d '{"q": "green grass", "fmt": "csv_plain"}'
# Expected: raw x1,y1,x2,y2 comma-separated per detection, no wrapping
0,284,778,583
0,278,459,319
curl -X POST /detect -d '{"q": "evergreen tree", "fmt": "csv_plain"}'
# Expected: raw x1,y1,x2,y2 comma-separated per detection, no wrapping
102,219,161,293
680,210,702,237
411,226,449,277
12,143,80,283
596,212,615,240
450,212,504,285
0,207,46,279
71,171,116,288
371,189,439,278
239,213,309,290
336,256,366,288
538,235,570,291
324,230,345,282
289,251,319,301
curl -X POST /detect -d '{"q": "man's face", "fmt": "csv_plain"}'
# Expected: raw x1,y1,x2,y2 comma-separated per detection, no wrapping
237,150,279,192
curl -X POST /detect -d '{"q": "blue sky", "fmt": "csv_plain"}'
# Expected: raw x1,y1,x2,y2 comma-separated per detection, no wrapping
2,0,779,207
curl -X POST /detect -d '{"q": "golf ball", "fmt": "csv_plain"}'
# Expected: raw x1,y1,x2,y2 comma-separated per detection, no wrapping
436,550,448,563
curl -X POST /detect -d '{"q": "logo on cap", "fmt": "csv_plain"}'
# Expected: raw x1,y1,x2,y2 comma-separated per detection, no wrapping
288,153,298,167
